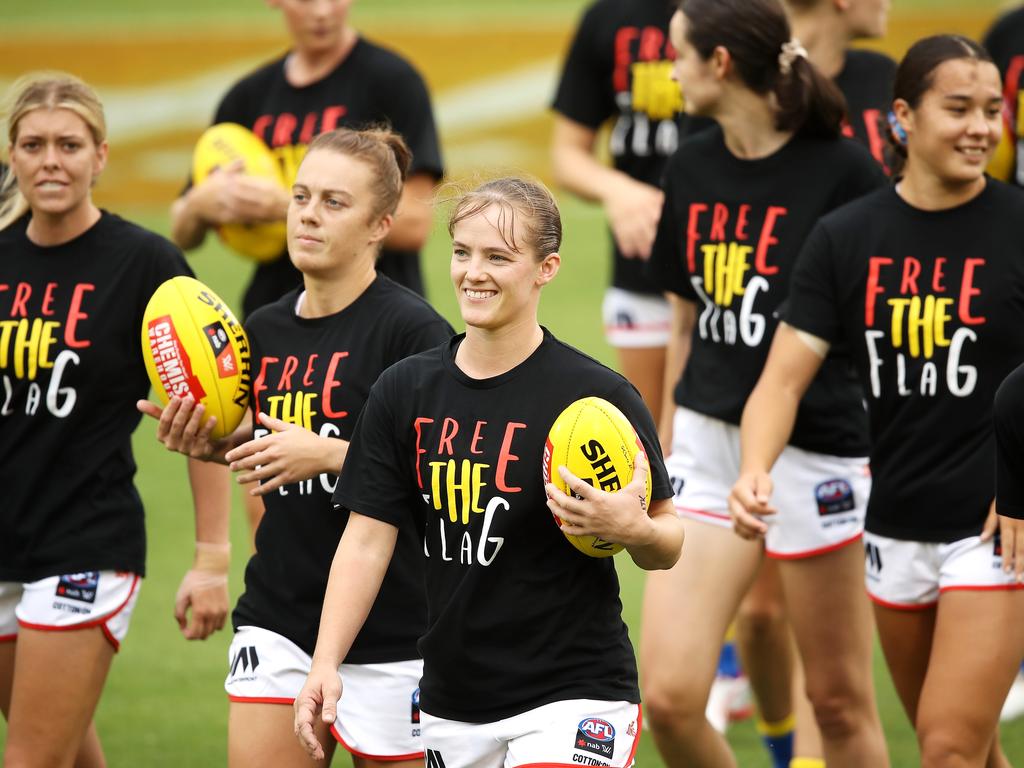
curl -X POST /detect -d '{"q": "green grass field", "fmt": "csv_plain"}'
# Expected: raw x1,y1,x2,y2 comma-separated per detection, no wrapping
2,0,1024,764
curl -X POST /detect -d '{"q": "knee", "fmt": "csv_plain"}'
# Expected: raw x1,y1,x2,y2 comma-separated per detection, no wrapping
642,673,710,739
805,688,863,743
917,721,986,768
735,601,785,642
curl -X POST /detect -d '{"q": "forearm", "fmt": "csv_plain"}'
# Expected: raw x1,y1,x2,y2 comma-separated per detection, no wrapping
187,458,231,545
738,379,800,475
170,192,210,251
659,298,694,447
552,140,631,205
310,514,397,667
626,499,684,570
383,174,435,251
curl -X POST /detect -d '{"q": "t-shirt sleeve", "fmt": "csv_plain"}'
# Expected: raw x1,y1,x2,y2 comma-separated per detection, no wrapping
384,63,444,180
647,164,697,301
551,3,615,129
607,381,673,502
995,366,1024,520
331,374,413,528
780,221,844,344
830,148,887,209
389,311,453,364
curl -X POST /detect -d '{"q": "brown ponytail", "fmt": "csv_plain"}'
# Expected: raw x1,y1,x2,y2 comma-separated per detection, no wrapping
678,0,846,138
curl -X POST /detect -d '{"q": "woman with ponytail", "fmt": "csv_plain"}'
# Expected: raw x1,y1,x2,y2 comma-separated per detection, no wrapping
640,1,890,766
141,127,453,768
0,72,229,768
736,35,1024,766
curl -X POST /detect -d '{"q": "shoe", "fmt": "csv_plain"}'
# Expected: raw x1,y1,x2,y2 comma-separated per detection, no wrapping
705,674,751,733
1001,670,1024,722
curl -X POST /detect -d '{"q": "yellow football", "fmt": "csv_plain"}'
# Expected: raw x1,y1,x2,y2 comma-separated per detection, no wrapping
192,122,287,263
141,276,252,440
543,396,652,558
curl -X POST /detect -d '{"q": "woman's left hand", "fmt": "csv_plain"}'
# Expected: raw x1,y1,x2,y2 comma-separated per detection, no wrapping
545,453,654,547
982,500,1024,583
224,413,348,496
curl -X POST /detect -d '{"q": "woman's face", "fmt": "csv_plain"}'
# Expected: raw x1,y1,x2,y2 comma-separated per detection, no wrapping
669,11,722,118
270,0,353,55
844,0,890,40
898,58,1002,187
450,204,558,333
8,107,106,220
287,148,387,276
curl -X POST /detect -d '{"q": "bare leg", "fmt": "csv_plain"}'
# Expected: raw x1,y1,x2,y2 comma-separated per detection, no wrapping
640,519,762,768
735,558,792,724
780,543,889,767
229,701,337,768
3,627,114,768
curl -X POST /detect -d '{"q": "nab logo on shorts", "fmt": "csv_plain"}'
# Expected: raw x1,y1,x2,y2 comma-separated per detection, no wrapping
229,646,260,680
55,572,99,603
814,479,855,516
575,717,616,760
411,687,420,724
425,749,447,768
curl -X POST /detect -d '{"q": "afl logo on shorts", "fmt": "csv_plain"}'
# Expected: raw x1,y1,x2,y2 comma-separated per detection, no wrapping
575,717,616,759
814,479,855,516
411,687,420,724
55,572,99,604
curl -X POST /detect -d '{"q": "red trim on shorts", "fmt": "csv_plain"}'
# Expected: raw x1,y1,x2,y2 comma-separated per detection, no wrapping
678,506,731,523
228,695,295,705
766,531,863,561
329,724,424,761
17,574,140,653
867,593,937,611
939,583,1024,593
0,633,16,643
517,705,643,768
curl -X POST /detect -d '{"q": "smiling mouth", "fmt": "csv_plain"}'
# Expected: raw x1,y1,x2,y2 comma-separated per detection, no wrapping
464,289,496,300
36,181,67,189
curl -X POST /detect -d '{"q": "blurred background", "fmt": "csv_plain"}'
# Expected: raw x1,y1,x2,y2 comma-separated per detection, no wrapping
1,1,1020,765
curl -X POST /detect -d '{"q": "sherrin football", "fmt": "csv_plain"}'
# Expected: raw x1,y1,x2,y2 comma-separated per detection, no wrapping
141,276,252,440
543,396,653,558
192,122,287,263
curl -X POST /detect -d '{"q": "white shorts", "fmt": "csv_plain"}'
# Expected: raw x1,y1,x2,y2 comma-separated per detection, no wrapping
420,698,641,768
864,531,1024,609
225,625,423,761
666,408,869,558
0,571,140,651
603,287,671,348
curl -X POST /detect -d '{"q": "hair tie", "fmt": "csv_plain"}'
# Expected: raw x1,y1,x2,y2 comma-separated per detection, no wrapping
887,110,908,146
778,39,808,76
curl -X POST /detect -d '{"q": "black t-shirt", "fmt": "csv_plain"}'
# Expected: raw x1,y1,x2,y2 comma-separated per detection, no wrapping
648,128,884,455
995,363,1024,520
0,212,192,581
835,49,897,172
784,181,1024,541
984,8,1024,187
204,37,444,315
332,329,672,722
552,0,712,295
232,276,453,659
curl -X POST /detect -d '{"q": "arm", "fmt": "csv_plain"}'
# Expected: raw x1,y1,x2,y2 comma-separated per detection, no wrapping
659,296,696,453
728,323,828,538
177,458,231,640
551,116,664,260
381,173,435,251
546,455,684,570
294,513,398,759
224,412,349,496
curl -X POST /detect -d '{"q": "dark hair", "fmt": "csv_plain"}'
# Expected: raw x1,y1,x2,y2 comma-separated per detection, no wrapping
678,0,846,138
305,126,412,218
887,35,995,175
447,176,562,260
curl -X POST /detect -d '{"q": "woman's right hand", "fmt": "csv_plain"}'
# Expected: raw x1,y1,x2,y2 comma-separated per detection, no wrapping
189,161,289,226
728,470,777,540
137,395,218,459
294,661,343,760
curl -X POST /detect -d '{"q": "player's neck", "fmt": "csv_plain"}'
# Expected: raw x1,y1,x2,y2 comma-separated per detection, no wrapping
457,320,544,380
716,93,792,160
790,14,850,80
299,258,376,318
286,27,359,88
26,202,101,247
897,167,987,212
